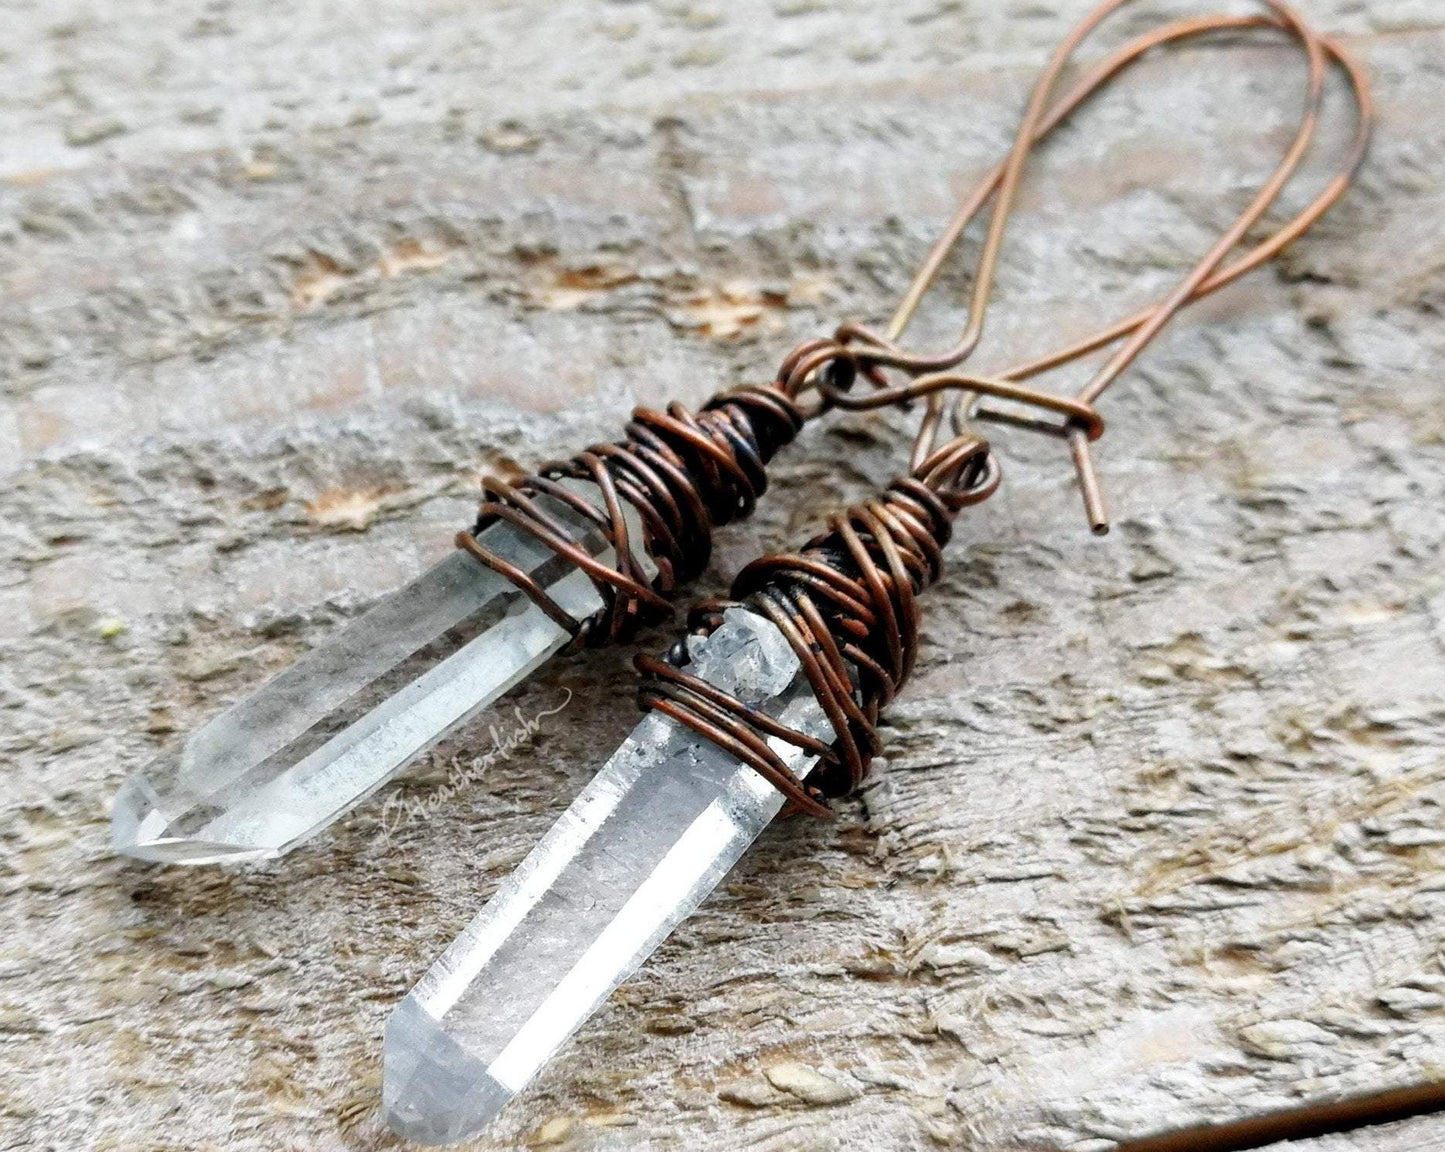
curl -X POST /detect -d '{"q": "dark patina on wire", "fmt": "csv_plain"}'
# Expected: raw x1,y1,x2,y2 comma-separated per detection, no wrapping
637,435,999,818
455,381,813,646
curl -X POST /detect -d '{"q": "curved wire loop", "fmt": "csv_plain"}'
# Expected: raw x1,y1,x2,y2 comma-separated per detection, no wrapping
775,0,1372,533
637,435,998,818
458,380,811,646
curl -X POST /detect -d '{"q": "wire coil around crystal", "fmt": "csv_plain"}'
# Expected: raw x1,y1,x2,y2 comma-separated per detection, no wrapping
636,436,998,818
456,382,808,646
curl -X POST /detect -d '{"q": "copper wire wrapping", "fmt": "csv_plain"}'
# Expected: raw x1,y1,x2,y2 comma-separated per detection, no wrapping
457,382,811,645
632,0,1371,815
637,436,999,819
459,0,1369,808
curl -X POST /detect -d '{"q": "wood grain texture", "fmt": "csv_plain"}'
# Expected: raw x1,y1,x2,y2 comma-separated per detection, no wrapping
2,2,1443,1150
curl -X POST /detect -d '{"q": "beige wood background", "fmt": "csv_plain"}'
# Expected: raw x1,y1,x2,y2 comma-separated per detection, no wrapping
2,1,1443,1149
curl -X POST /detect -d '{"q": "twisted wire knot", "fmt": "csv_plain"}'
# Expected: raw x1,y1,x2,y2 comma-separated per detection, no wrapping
458,382,806,647
773,326,903,402
636,434,999,818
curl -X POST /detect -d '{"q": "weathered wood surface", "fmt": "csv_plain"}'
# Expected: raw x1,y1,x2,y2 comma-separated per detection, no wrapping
3,2,1444,1150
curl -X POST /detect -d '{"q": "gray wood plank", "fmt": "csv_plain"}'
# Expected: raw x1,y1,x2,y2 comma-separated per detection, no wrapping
3,3,1443,1150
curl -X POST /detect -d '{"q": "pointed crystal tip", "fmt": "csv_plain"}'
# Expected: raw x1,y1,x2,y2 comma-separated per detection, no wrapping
383,994,514,1145
109,773,275,866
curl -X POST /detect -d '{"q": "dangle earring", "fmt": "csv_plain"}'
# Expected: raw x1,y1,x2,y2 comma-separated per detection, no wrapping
380,0,1371,1142
111,374,816,864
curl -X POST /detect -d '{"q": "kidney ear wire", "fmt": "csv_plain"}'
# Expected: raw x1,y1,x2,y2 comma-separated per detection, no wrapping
796,1,1371,535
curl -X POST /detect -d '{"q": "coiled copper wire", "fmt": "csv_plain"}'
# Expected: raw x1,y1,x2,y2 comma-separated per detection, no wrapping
629,7,1396,1144
456,382,809,644
637,437,999,817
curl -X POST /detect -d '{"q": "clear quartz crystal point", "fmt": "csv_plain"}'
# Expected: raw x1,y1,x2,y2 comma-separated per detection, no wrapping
112,480,652,865
383,607,834,1145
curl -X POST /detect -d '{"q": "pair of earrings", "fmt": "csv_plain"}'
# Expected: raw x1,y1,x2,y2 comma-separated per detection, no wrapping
109,0,1370,1144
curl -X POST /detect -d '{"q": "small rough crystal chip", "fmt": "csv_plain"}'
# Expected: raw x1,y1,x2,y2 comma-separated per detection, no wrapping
382,608,834,1144
685,606,797,701
111,482,653,864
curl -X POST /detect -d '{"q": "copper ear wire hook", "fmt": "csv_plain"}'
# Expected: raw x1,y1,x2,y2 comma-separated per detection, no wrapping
839,24,1370,485
935,3,1371,533
830,0,1325,383
804,11,1290,457
993,27,1371,391
771,11,1225,404
958,23,1370,533
812,1,1370,533
1041,0,1329,532
880,10,1284,351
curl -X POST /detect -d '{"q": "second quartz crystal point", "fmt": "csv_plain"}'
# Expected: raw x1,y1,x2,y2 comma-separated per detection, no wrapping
383,607,834,1144
112,481,650,864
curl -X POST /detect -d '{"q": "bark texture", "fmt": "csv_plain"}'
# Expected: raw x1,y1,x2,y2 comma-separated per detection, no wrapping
2,2,1444,1150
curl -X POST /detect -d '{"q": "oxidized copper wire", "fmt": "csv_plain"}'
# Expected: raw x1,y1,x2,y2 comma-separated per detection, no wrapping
633,0,1371,815
637,436,999,819
471,3,1401,1145
456,381,812,644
